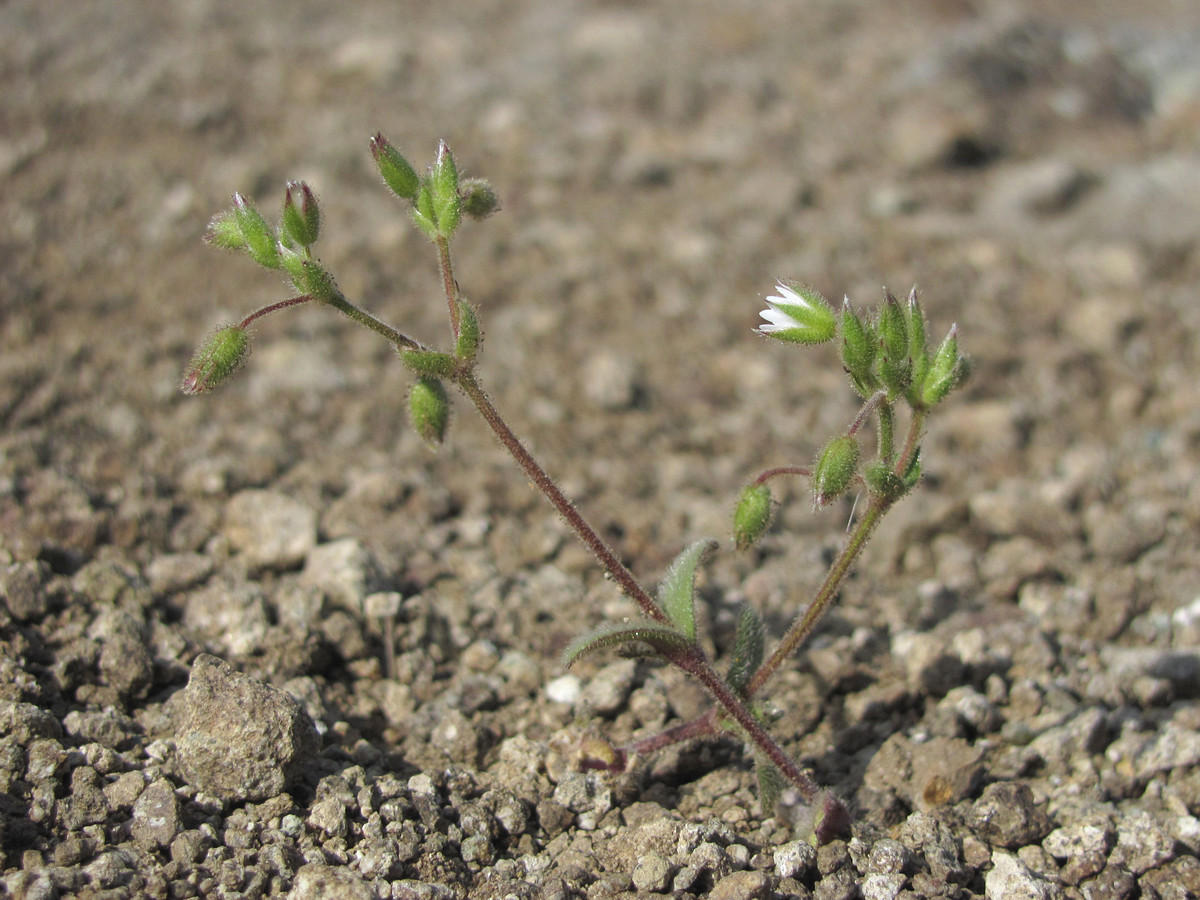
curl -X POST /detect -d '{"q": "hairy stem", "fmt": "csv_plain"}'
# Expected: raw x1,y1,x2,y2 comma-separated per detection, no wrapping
745,497,887,697
672,646,826,805
324,293,424,350
454,371,671,627
436,235,461,338
744,410,925,697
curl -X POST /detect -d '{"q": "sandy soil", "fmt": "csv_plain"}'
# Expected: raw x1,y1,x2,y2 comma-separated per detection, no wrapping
3,1,1200,897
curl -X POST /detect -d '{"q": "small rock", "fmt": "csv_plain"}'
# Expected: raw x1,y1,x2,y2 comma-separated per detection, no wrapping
631,851,674,893
861,873,906,900
985,851,1060,900
708,869,771,900
970,782,1051,849
300,538,379,613
131,779,181,849
174,654,319,803
579,659,637,715
224,489,317,571
582,352,642,410
1111,810,1175,875
288,862,374,900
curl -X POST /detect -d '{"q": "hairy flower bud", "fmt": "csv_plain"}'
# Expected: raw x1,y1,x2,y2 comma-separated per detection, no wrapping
370,133,420,201
733,483,773,550
409,376,450,449
282,181,321,248
432,140,462,238
812,435,860,508
232,193,280,270
181,324,251,395
459,178,500,220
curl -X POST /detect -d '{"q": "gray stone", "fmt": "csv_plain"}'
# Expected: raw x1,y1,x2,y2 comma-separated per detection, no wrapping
224,489,317,571
970,782,1051,849
985,851,1060,900
174,654,319,803
131,779,181,848
708,869,771,900
631,850,674,893
288,862,374,900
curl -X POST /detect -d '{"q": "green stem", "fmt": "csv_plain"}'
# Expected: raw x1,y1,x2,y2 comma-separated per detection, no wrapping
744,409,925,698
324,292,424,351
745,496,887,697
436,235,461,338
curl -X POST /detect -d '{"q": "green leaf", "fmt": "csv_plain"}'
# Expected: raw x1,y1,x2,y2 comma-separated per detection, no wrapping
655,539,717,642
726,605,765,694
561,621,693,668
756,756,787,816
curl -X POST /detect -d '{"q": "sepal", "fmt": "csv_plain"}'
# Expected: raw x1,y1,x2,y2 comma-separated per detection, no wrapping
232,193,281,269
282,181,321,248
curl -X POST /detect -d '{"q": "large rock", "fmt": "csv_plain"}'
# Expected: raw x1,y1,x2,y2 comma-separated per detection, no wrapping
174,655,319,803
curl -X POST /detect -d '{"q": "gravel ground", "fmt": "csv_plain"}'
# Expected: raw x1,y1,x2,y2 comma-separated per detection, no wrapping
4,1,1200,898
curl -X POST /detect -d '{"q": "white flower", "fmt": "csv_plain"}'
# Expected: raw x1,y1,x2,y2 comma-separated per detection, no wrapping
755,282,837,345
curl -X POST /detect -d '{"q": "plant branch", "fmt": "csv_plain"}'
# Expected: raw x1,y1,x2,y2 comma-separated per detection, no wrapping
453,370,671,627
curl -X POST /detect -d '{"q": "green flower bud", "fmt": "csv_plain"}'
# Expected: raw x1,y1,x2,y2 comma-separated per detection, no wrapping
205,208,247,252
812,435,860,508
455,301,481,363
839,297,878,397
920,324,967,407
460,178,500,220
181,324,251,395
733,483,773,550
409,376,450,449
281,181,321,248
863,460,906,504
232,193,281,270
399,349,458,378
755,282,837,345
876,288,912,397
370,133,420,201
432,140,462,238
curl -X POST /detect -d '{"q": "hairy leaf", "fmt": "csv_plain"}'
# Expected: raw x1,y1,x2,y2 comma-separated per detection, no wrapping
726,605,765,694
655,539,717,642
756,756,787,815
561,621,692,669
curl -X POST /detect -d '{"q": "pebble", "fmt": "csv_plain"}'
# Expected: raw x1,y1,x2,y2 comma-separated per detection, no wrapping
173,654,319,803
970,782,1051,849
224,489,318,572
985,851,1059,900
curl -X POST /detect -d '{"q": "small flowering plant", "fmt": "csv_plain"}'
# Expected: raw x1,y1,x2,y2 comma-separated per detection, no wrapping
183,136,969,843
